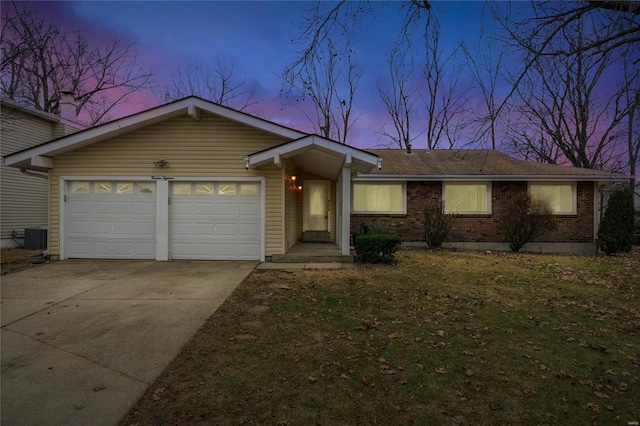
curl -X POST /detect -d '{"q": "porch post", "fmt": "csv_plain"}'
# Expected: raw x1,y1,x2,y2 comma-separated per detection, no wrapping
340,166,351,255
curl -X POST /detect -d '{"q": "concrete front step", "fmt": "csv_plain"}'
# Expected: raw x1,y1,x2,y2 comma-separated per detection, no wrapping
270,254,354,263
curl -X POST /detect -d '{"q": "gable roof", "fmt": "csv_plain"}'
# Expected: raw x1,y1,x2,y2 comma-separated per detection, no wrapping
357,149,627,181
248,135,379,179
3,96,306,170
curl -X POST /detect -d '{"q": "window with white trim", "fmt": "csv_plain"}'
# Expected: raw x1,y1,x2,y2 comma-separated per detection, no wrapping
352,182,405,214
529,182,576,214
443,182,491,214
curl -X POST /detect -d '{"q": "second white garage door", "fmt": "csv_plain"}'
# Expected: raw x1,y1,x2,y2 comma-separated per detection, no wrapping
170,182,261,260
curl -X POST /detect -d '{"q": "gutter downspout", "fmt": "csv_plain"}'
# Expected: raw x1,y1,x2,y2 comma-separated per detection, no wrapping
20,169,48,179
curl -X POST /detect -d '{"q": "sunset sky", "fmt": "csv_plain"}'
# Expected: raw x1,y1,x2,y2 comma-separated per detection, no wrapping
2,0,632,171
6,1,540,148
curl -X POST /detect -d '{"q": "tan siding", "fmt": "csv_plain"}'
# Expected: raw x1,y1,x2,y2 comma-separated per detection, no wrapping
284,158,300,251
1,106,55,241
49,112,288,257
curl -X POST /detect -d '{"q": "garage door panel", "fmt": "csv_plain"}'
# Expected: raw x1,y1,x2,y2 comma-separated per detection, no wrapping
67,181,156,259
217,202,239,216
239,204,260,217
169,181,261,260
92,200,115,214
238,223,260,236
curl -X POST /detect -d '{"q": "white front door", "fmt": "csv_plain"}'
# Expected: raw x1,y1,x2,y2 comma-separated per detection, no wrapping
303,180,329,232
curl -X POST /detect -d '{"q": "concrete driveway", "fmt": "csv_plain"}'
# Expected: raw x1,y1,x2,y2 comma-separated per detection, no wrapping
1,260,257,426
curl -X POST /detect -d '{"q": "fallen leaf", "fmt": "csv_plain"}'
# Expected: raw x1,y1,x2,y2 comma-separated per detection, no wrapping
435,367,447,374
465,369,474,377
582,402,600,412
308,376,318,383
388,332,400,339
361,376,369,386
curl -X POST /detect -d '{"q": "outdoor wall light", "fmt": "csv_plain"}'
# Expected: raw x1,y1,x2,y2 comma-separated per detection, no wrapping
154,159,169,168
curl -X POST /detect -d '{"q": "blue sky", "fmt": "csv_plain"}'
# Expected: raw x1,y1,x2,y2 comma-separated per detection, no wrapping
14,1,509,148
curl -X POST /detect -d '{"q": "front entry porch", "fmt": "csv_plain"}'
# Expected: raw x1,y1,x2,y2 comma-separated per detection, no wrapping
246,135,381,257
270,242,354,263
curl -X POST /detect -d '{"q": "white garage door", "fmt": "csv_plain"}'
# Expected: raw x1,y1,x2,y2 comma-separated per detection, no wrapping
170,182,261,260
67,181,156,259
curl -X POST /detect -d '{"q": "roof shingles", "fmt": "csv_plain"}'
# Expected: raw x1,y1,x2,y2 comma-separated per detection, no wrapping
362,149,624,179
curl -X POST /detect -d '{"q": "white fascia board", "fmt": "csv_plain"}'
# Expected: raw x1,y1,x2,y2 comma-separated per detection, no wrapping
248,135,379,167
353,174,628,182
30,156,54,168
5,96,306,168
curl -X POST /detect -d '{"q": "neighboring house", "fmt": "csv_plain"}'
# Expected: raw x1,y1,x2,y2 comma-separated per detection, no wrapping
3,97,627,259
0,98,81,248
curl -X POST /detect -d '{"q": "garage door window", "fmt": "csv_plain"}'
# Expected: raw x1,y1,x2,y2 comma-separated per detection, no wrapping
240,183,259,195
196,183,214,195
139,183,155,194
95,182,112,194
71,181,89,193
173,183,192,195
219,184,236,195
117,182,134,194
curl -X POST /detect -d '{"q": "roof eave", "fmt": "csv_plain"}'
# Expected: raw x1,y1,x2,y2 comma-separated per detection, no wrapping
4,96,307,169
353,174,630,181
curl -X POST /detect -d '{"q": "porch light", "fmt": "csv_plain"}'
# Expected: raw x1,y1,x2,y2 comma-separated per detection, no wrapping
154,159,169,168
298,185,303,191
291,175,296,181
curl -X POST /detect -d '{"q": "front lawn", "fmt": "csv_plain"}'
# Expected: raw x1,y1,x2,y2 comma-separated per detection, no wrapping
122,249,640,425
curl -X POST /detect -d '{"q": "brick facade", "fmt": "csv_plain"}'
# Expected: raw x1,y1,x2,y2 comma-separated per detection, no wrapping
350,181,595,244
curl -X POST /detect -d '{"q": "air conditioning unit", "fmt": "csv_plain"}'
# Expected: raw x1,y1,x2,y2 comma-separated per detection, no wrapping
24,227,47,250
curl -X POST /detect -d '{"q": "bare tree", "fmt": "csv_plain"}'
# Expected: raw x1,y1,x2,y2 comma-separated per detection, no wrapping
506,12,634,171
163,58,257,112
620,51,640,190
501,1,640,59
461,23,508,150
1,4,153,126
284,1,431,83
422,15,469,150
282,38,362,143
377,48,419,151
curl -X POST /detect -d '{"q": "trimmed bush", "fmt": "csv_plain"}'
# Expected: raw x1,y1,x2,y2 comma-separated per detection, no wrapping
597,188,635,255
501,191,556,253
354,233,401,264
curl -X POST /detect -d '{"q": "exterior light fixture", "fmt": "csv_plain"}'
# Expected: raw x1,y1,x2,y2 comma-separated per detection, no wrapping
154,159,169,168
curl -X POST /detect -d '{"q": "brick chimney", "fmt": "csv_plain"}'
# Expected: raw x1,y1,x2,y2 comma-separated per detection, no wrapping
58,91,76,121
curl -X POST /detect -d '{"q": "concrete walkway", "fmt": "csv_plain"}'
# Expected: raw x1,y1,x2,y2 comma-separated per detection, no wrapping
1,260,256,426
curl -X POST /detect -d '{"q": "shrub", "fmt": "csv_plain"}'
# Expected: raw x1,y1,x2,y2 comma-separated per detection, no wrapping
423,199,454,248
501,192,556,253
354,233,401,264
352,221,392,246
597,188,635,255
635,216,640,246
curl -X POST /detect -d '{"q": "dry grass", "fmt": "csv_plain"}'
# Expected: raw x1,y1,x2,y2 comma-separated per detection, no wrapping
122,248,640,425
1,248,48,275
